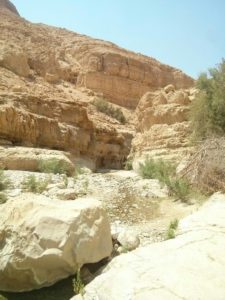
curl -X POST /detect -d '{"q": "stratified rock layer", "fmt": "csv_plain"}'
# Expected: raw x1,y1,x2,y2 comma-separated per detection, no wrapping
0,4,194,169
131,86,197,167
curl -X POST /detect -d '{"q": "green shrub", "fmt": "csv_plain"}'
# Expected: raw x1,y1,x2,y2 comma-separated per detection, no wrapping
72,268,85,296
166,228,176,239
38,159,68,175
166,178,191,202
166,219,179,240
0,295,8,300
190,59,225,140
139,159,175,182
169,218,179,230
139,159,191,202
22,175,50,194
0,192,7,204
0,169,11,191
93,98,126,124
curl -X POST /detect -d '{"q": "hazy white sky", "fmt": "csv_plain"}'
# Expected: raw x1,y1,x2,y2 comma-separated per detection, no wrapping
12,0,225,78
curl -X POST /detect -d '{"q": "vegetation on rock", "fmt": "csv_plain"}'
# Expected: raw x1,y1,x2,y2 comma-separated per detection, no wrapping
22,175,50,194
38,159,69,175
72,268,85,296
166,218,179,240
93,97,126,124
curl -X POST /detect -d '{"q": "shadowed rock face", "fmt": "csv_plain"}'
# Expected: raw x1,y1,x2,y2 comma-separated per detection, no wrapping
0,0,19,15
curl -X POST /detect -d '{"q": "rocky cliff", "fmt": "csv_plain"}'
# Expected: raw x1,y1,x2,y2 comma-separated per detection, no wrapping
0,1,194,169
130,85,197,167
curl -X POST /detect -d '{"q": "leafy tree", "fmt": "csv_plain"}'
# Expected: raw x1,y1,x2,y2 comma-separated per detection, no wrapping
190,59,225,140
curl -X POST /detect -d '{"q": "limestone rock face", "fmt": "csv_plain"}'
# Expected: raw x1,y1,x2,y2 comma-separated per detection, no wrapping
131,88,196,166
0,2,194,169
72,193,225,300
0,6,193,108
0,194,112,292
0,45,30,77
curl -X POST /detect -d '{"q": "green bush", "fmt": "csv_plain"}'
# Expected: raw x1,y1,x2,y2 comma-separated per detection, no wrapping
139,159,175,182
169,218,179,230
0,169,11,191
166,178,191,202
190,59,225,140
22,175,50,194
0,295,8,300
166,228,176,239
139,159,191,202
93,98,126,124
166,219,179,240
38,159,68,175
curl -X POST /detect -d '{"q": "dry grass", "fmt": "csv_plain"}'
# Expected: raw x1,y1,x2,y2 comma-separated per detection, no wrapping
180,138,225,193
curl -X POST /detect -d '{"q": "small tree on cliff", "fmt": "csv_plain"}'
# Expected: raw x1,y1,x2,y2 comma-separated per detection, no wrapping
190,59,225,140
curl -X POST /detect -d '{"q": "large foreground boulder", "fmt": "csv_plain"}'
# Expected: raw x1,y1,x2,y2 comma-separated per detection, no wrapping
72,193,225,300
0,194,112,292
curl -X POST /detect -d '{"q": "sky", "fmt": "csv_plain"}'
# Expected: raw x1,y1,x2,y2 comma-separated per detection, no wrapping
11,0,225,78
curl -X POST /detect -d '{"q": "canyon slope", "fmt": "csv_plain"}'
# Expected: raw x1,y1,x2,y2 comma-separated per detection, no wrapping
0,1,194,169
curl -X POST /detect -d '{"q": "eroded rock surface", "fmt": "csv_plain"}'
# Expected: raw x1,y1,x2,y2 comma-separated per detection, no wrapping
0,194,112,292
0,3,194,169
131,87,197,167
72,193,225,300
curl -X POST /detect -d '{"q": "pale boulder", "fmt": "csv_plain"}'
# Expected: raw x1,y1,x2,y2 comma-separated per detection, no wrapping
117,230,140,251
0,194,112,292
